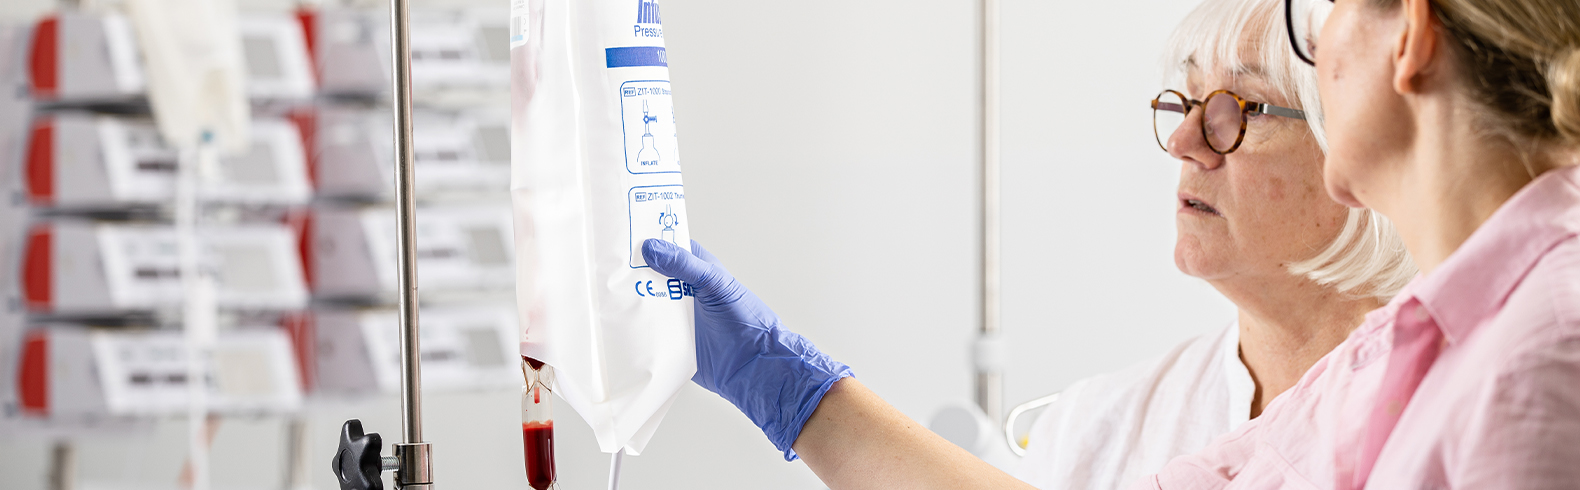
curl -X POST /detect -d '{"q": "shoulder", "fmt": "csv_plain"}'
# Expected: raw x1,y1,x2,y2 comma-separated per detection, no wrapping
1443,241,1580,484
1483,236,1580,377
1531,236,1580,327
1058,324,1236,418
1496,236,1580,358
1016,325,1245,488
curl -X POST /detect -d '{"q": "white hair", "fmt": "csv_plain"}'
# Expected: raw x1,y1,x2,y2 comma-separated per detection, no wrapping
1161,0,1417,299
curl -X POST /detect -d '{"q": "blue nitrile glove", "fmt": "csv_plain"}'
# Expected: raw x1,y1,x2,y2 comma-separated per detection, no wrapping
642,238,853,461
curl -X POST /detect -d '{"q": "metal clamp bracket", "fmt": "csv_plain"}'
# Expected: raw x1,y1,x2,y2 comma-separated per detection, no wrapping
334,420,435,490
392,443,433,488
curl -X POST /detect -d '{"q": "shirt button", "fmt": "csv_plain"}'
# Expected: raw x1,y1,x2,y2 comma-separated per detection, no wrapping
1414,305,1429,322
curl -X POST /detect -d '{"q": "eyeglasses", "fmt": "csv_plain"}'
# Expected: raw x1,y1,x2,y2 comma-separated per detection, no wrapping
1285,0,1335,65
1151,89,1308,155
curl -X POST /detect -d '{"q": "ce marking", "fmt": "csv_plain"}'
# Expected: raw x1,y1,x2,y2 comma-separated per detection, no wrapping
634,280,657,297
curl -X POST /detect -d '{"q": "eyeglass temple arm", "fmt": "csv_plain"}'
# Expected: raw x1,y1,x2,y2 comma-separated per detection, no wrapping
1251,102,1307,120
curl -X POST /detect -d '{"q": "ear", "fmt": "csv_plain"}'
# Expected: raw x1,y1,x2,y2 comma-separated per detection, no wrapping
1393,0,1440,94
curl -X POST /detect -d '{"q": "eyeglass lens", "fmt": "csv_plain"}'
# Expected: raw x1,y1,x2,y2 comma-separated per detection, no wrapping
1288,0,1334,64
1204,93,1244,153
1153,91,1187,152
1152,91,1249,154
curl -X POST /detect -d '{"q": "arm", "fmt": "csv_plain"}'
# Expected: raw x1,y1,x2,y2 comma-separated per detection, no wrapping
795,378,1034,490
641,239,1031,489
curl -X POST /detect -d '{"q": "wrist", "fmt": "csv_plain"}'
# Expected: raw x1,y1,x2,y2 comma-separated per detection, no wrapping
772,362,853,461
722,325,853,461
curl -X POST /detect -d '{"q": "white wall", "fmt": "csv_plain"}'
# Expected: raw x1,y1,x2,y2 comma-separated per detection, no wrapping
0,0,1233,488
998,0,1234,406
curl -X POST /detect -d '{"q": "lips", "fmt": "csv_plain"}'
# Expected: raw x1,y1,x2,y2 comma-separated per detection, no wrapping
1179,192,1222,216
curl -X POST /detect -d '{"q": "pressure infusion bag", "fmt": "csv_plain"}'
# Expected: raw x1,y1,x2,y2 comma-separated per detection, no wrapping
509,0,695,455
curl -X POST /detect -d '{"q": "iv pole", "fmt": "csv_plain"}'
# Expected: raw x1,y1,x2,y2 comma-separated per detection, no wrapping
331,0,432,486
386,0,433,483
976,0,1005,422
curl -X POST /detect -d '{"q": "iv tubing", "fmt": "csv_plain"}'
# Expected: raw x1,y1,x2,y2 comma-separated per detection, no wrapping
608,452,624,490
178,136,217,490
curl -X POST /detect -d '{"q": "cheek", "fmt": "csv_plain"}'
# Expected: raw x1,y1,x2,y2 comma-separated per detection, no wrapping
1245,173,1318,226
1316,6,1378,153
1320,75,1402,208
1315,5,1408,209
1319,62,1368,152
1232,146,1322,207
1309,198,1355,251
1291,176,1354,249
1263,175,1289,202
1233,157,1339,244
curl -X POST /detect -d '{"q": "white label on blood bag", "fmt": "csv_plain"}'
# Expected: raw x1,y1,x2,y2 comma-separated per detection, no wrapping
620,81,681,174
627,185,689,268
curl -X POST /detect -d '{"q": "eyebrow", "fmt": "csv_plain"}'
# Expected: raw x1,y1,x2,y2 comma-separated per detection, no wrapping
1182,55,1268,78
1232,63,1267,77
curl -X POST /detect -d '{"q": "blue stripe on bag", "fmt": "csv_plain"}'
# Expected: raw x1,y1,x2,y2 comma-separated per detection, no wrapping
606,47,668,68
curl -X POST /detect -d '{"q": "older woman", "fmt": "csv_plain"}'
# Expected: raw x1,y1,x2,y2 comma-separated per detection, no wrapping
1012,1,1413,488
637,0,1413,488
1130,0,1580,487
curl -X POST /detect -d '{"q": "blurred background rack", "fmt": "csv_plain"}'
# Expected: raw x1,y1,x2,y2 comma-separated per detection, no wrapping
0,1,518,488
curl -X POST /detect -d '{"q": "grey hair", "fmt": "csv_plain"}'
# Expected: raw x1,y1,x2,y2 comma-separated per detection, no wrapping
1161,0,1417,299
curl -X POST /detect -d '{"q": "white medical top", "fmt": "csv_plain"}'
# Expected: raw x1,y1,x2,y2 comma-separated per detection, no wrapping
1011,322,1254,490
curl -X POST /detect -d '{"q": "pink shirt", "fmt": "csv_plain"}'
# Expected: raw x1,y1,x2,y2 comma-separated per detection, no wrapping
1131,163,1580,490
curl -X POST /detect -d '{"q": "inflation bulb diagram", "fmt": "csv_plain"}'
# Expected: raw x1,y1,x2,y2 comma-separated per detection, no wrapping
619,81,680,173
636,100,661,167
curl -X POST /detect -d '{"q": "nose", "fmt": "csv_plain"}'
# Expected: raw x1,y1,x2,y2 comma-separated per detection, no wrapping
1166,106,1225,170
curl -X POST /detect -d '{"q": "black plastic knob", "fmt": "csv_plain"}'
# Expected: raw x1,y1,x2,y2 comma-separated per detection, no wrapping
333,419,384,490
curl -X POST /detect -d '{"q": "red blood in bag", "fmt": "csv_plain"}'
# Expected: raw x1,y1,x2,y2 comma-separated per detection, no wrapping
523,356,545,370
523,421,555,490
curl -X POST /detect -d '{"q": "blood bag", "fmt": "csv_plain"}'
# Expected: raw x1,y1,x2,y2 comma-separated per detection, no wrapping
509,0,695,458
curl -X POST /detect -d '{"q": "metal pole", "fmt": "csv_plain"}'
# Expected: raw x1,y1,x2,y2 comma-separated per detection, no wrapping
282,417,310,490
387,0,432,485
976,0,1004,421
49,441,75,490
390,0,421,445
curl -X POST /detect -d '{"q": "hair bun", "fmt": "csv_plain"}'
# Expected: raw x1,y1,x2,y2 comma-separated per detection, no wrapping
1551,46,1580,145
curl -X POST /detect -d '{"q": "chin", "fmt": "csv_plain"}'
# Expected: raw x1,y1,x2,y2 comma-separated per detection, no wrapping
1322,152,1372,208
1324,178,1366,208
1174,239,1217,280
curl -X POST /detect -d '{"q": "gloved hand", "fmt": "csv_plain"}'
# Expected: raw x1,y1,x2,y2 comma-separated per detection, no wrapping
642,238,853,461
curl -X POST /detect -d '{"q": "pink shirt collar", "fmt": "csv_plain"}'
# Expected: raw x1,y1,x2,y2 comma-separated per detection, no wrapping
1409,164,1580,344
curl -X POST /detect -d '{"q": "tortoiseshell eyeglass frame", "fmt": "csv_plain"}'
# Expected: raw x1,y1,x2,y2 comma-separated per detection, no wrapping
1150,89,1308,155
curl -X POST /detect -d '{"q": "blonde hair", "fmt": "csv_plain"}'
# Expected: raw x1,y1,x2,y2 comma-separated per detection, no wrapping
1371,0,1580,147
1163,0,1418,299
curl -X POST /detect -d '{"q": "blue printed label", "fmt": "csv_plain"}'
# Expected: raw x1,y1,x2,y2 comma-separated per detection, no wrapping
619,80,680,174
628,185,688,268
606,47,668,68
